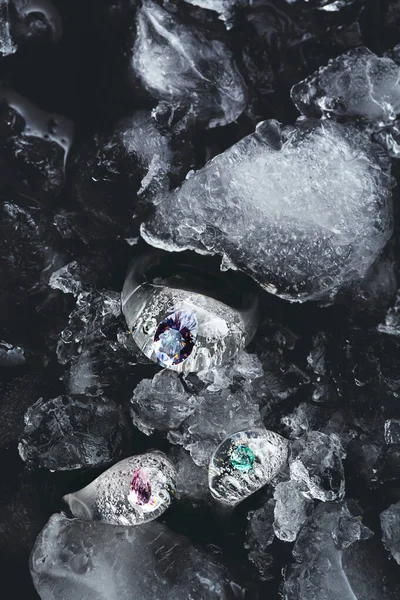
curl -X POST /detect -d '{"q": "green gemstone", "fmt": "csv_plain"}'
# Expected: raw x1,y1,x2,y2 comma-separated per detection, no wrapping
230,445,255,471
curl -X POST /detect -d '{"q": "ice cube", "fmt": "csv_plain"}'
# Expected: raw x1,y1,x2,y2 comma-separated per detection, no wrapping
289,431,346,501
141,118,392,302
132,0,247,128
291,47,400,122
31,513,235,600
18,396,127,471
273,481,313,542
130,369,203,435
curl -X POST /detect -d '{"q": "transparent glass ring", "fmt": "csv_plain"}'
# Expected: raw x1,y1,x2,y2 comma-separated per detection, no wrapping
121,250,259,373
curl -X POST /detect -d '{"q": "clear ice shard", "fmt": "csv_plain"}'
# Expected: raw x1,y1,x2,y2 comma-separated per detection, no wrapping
18,396,127,471
291,47,400,123
289,431,346,501
273,481,313,542
63,452,176,526
30,513,235,600
245,499,276,580
132,0,247,128
380,501,400,564
130,369,203,435
384,419,400,445
208,428,289,506
0,340,25,367
0,0,16,56
141,118,392,302
282,502,400,600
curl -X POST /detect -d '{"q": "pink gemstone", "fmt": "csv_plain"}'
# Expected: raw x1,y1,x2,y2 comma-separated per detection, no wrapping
130,468,151,505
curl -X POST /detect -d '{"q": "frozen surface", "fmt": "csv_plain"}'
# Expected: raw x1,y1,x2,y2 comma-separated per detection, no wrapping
0,0,16,56
130,369,202,435
132,0,247,128
289,431,346,501
283,502,400,600
142,118,392,302
18,396,127,471
291,47,400,122
31,513,234,600
64,452,176,526
273,481,313,542
380,501,400,564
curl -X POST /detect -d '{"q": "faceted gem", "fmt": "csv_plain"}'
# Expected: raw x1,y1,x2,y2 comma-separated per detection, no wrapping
153,309,198,367
128,468,151,506
230,445,255,471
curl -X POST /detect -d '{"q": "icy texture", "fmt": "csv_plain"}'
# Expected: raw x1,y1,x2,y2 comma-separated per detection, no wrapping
64,452,176,526
132,1,247,128
142,118,392,302
51,267,139,397
0,86,74,200
282,502,398,600
12,0,62,45
273,481,313,542
70,110,193,236
291,47,400,122
168,353,263,466
332,504,372,550
380,501,400,564
130,370,202,435
384,420,400,444
209,428,289,506
0,0,16,56
182,0,244,28
18,396,127,471
289,431,346,501
0,340,25,367
31,513,233,600
245,499,275,580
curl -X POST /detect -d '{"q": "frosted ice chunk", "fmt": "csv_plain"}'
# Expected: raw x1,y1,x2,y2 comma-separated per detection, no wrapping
332,504,372,550
0,0,16,56
18,396,127,471
291,47,400,122
64,452,176,526
132,0,247,128
182,0,244,28
373,121,400,158
282,502,393,600
380,501,400,564
208,428,289,506
289,431,346,501
31,513,234,600
130,369,203,435
142,118,392,302
273,481,313,542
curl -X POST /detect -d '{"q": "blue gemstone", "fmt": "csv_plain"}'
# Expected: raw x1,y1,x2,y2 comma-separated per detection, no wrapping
154,310,197,367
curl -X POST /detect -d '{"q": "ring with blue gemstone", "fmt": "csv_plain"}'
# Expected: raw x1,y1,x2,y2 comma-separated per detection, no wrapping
121,249,259,373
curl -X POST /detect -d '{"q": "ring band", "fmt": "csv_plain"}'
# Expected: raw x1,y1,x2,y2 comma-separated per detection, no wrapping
121,250,259,373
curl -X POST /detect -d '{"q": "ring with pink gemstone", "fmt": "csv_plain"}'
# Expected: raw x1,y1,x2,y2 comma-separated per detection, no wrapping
121,250,259,373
